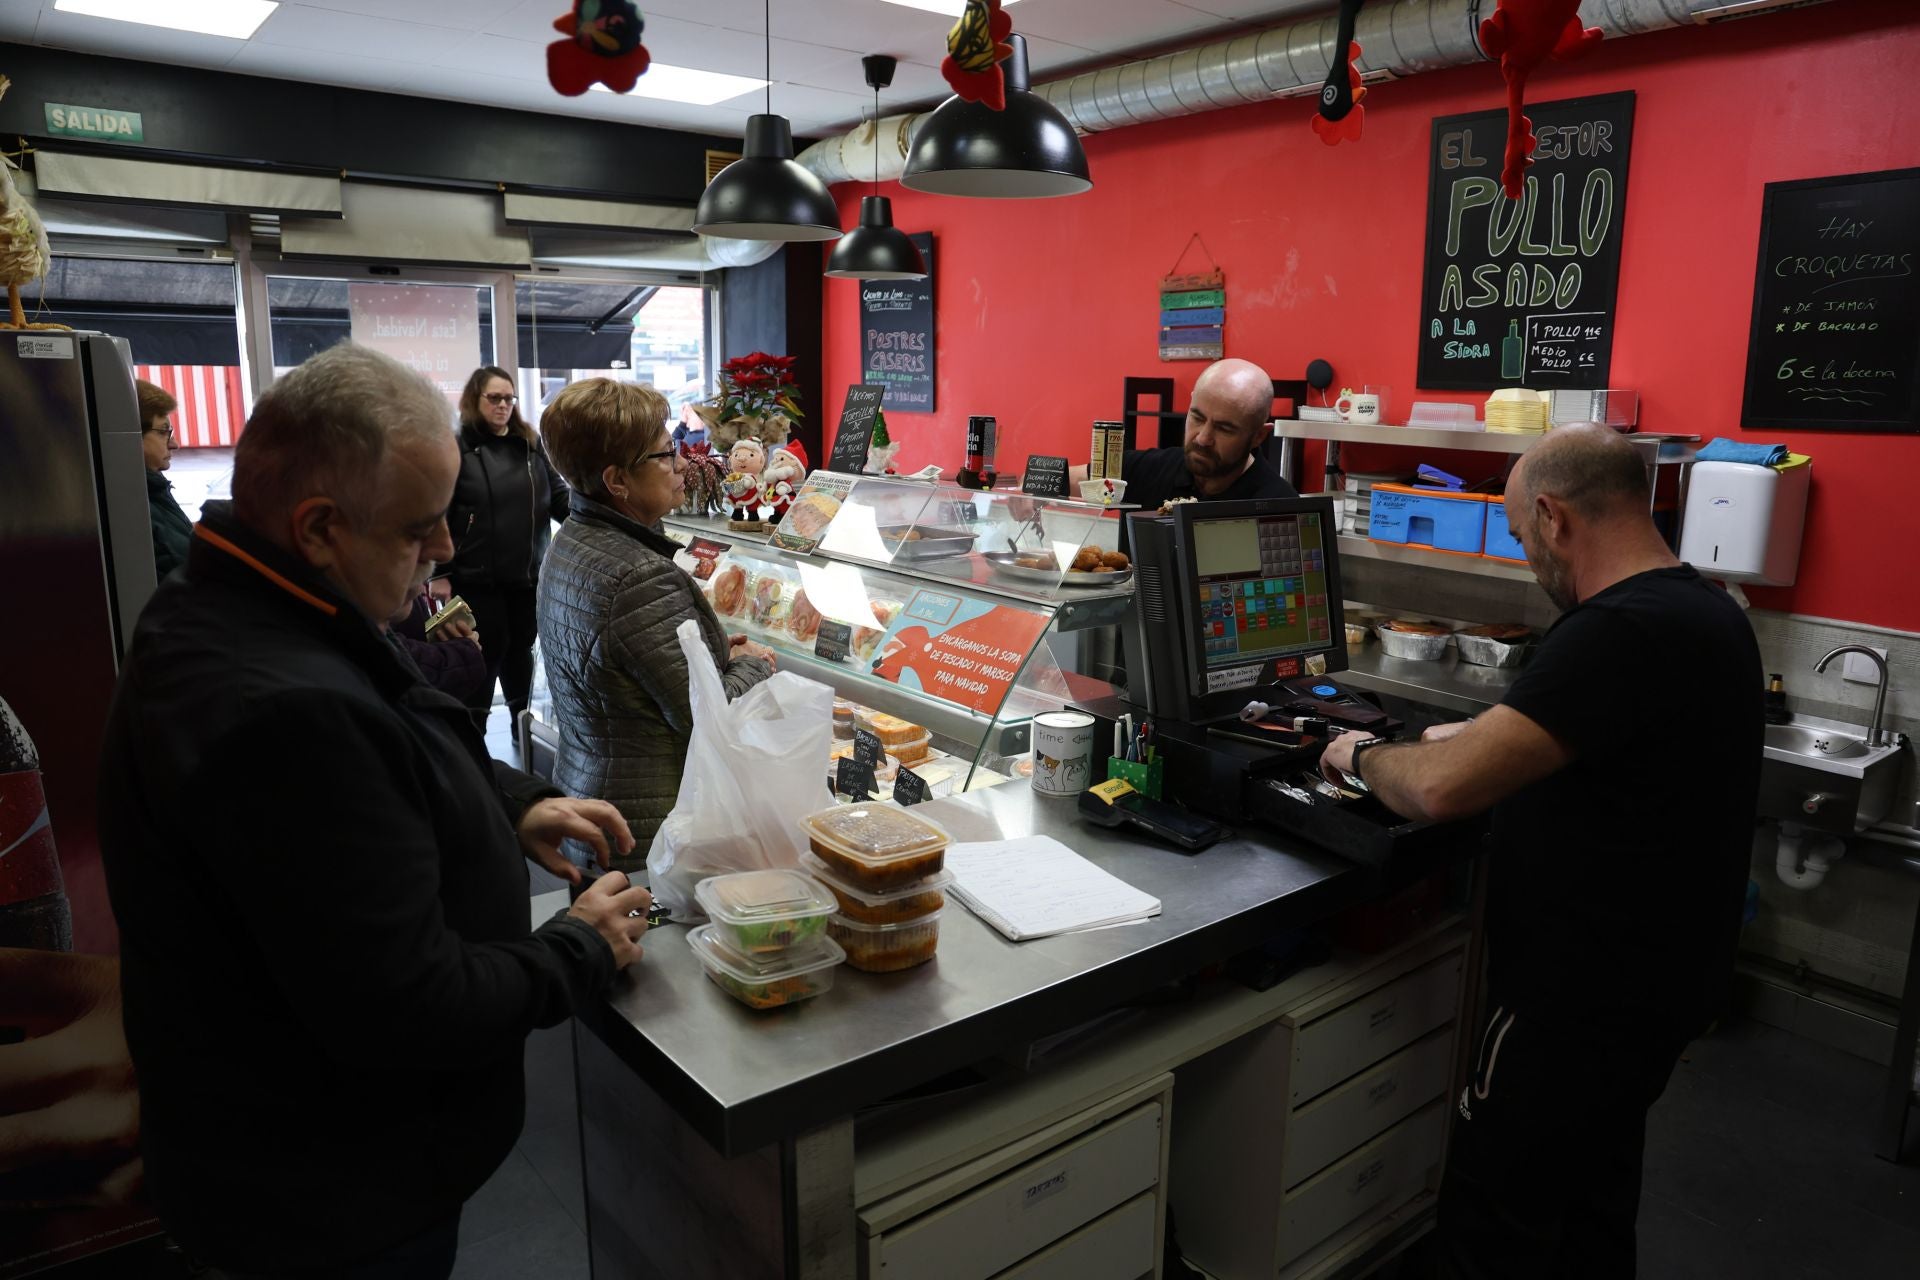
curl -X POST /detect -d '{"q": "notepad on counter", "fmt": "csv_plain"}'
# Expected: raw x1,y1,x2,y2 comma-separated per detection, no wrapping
944,836,1161,941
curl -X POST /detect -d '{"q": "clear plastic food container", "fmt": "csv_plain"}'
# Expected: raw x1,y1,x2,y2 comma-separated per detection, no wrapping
800,803,950,891
687,925,844,1010
889,732,932,765
692,869,837,955
800,852,952,925
856,711,927,748
828,909,945,972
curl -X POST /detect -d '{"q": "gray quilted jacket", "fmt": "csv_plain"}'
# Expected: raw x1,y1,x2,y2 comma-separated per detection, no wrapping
537,494,774,872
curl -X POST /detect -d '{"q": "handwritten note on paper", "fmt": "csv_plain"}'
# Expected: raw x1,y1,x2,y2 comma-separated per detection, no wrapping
944,836,1161,941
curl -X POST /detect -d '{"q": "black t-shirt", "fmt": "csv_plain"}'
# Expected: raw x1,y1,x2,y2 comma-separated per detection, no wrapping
1492,565,1762,1040
1121,447,1298,511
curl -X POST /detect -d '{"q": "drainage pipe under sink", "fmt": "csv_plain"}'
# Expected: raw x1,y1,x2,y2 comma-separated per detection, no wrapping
1771,821,1847,891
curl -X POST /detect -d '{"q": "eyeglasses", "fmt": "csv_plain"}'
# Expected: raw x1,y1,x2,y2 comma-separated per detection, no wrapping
632,448,680,469
143,423,176,441
483,393,518,406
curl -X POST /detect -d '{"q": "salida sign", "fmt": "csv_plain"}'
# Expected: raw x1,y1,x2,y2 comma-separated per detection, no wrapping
1417,93,1635,390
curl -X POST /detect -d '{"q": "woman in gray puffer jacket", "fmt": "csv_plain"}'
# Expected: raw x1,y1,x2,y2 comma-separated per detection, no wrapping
536,379,778,874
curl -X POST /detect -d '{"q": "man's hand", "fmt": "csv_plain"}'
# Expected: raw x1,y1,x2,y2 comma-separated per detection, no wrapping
567,872,654,969
517,797,635,885
732,638,777,667
0,951,142,1208
429,613,477,644
1318,730,1365,785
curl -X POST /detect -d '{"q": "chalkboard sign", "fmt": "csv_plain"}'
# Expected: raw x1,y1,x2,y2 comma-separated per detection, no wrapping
1740,167,1920,433
852,729,885,767
1418,92,1635,391
893,766,930,807
860,233,935,412
836,757,877,802
1022,455,1069,497
813,619,853,663
829,383,886,474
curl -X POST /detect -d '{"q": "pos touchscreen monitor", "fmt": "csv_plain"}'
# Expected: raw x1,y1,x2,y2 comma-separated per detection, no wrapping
1122,497,1347,722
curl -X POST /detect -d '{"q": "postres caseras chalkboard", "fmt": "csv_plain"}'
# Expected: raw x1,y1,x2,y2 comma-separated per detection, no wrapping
1741,167,1920,433
1417,92,1635,391
860,232,935,412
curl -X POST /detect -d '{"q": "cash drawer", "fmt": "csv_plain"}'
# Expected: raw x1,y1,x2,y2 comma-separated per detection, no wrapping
1282,1026,1456,1189
992,1190,1157,1280
1278,1099,1448,1266
872,1101,1163,1280
1288,951,1463,1105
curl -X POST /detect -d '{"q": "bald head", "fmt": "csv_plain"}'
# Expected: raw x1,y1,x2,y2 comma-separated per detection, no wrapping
1193,358,1275,431
1509,424,1650,522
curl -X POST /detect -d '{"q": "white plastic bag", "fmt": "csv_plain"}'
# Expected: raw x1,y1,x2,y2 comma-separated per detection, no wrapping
645,618,835,918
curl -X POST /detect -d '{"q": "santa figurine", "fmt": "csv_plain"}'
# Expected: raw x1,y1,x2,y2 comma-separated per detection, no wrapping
723,437,767,525
762,439,809,522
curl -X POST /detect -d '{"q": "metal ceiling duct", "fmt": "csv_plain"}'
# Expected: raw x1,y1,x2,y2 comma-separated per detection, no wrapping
791,0,1827,187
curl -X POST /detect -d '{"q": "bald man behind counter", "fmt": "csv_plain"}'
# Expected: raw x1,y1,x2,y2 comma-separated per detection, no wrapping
1320,425,1762,1279
1074,358,1298,509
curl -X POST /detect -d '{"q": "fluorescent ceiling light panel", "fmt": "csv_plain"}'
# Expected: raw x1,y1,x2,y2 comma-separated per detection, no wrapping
589,64,769,107
877,0,1023,14
54,0,279,40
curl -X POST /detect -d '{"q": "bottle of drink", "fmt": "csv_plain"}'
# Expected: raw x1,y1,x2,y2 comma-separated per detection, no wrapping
958,415,998,491
0,696,73,952
1500,320,1524,380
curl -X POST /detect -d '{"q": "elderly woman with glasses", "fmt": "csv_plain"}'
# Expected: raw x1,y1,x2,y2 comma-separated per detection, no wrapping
136,378,192,578
536,379,778,873
445,365,572,730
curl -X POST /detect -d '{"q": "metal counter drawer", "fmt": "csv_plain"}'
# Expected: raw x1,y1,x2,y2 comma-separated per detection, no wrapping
1288,950,1463,1105
873,1101,1163,1280
992,1190,1158,1280
1282,1026,1455,1189
1278,1099,1448,1267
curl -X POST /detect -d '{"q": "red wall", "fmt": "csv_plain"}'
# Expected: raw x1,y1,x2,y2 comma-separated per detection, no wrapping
821,0,1920,630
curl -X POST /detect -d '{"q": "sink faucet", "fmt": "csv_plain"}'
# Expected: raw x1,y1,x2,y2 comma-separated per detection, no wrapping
1814,646,1891,747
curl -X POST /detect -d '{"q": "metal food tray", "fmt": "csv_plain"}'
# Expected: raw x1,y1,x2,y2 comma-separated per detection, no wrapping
1454,630,1534,668
982,551,1132,587
1375,625,1452,662
876,524,977,561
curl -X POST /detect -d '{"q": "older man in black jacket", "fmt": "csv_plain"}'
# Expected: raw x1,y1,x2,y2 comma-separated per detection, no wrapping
97,343,653,1279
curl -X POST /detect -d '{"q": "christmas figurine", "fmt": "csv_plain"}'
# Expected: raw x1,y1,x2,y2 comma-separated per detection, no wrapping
724,437,767,526
763,438,810,522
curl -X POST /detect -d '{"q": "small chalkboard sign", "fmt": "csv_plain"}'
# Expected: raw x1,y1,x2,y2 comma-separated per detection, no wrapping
814,619,853,663
829,384,886,474
1021,455,1070,497
1741,166,1920,433
860,233,936,412
893,766,929,807
852,729,885,767
836,757,877,801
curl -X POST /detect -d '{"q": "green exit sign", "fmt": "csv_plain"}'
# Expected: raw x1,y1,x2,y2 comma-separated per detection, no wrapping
45,103,144,142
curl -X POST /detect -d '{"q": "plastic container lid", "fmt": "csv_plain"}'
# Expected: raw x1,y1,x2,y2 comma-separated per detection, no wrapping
801,803,949,864
693,869,837,931
826,906,946,936
800,851,953,909
687,924,844,984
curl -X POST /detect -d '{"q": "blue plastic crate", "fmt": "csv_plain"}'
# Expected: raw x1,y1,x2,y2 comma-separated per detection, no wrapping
1483,499,1527,563
1367,484,1487,556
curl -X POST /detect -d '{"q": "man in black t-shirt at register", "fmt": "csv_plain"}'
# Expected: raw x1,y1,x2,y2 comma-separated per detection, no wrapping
1319,425,1762,1279
1074,357,1297,508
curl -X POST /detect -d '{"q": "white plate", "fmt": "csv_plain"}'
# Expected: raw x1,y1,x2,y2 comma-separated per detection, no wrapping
984,553,1132,587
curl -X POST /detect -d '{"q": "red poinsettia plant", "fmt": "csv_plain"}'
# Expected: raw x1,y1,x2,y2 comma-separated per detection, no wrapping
707,351,802,424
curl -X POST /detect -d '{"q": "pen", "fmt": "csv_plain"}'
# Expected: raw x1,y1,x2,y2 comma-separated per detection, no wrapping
1113,719,1123,762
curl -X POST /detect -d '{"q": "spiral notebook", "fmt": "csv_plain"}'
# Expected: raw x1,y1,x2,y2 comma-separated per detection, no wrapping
944,836,1161,941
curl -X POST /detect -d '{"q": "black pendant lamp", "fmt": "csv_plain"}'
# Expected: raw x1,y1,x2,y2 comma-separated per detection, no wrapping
900,34,1091,199
692,0,842,241
826,55,928,281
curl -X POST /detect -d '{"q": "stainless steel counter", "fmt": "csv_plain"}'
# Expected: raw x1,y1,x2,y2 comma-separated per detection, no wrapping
1340,646,1521,716
583,783,1367,1155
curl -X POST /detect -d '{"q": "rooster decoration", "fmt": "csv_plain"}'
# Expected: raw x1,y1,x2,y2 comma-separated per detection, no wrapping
1479,0,1603,198
942,0,1016,112
1310,0,1368,146
547,0,651,97
0,77,63,332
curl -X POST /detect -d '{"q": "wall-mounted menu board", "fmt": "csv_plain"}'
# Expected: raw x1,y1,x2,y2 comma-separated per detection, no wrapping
1417,92,1635,391
1741,167,1920,433
860,232,935,413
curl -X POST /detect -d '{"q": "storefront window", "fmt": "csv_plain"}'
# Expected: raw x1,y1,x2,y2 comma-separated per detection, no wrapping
266,277,494,403
516,280,710,426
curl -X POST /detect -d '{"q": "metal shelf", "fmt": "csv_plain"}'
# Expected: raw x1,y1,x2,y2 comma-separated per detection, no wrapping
1336,535,1540,584
1276,420,1539,453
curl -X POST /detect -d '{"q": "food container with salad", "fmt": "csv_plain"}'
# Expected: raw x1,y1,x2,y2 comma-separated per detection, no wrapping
692,869,837,955
687,926,845,1010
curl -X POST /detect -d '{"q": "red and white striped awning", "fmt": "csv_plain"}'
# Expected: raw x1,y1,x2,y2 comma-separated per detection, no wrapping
134,364,247,449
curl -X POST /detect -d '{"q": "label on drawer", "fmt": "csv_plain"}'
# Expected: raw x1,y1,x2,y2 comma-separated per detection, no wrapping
1022,1169,1069,1210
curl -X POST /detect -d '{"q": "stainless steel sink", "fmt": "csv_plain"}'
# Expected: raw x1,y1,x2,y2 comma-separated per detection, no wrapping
1759,713,1908,833
1764,723,1872,761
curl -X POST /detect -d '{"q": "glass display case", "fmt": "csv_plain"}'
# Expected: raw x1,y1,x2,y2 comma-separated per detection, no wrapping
659,476,1137,800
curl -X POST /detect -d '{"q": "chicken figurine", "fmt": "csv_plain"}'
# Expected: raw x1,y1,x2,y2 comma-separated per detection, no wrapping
1310,0,1368,147
1478,0,1604,199
0,77,66,332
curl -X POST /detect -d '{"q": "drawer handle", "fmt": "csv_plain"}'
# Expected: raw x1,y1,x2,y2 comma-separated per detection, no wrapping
1367,1078,1399,1107
1368,1000,1398,1031
1022,1169,1070,1210
1351,1158,1386,1195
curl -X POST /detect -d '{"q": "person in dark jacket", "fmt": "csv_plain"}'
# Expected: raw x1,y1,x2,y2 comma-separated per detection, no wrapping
136,377,192,577
97,343,653,1279
444,366,571,729
537,378,777,871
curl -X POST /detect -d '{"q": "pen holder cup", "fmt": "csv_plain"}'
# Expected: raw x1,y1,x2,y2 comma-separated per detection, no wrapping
1105,756,1164,801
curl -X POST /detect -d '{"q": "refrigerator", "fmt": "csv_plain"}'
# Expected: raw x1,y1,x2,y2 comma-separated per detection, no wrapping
0,330,160,1275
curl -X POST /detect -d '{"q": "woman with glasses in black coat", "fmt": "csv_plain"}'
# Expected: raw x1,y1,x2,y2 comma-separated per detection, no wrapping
444,365,571,729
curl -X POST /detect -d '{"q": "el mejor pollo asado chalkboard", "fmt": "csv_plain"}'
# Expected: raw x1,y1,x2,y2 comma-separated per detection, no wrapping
860,232,935,413
1418,92,1635,392
1741,167,1920,433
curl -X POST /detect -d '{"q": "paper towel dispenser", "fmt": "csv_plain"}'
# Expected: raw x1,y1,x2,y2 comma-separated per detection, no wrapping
1678,460,1811,586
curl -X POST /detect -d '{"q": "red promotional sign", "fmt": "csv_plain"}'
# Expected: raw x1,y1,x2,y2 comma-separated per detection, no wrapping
870,593,1050,714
